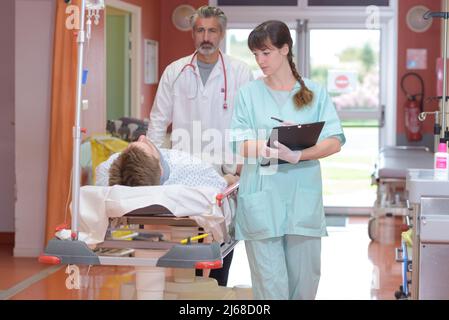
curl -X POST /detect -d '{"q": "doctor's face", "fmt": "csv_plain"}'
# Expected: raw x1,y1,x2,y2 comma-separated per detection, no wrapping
252,42,289,76
192,17,224,56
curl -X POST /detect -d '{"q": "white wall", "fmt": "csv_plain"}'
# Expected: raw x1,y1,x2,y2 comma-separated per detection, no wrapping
0,0,15,233
14,0,55,257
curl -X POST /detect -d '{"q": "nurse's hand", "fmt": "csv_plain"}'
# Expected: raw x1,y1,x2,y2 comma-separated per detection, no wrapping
259,142,279,159
273,141,302,164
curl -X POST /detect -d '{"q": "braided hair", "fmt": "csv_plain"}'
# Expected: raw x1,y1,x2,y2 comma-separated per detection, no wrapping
248,20,314,108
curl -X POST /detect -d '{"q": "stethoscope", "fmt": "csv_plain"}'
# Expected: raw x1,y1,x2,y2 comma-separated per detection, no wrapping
172,50,228,109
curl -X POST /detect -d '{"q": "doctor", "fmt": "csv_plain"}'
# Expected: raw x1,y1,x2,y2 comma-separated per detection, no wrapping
147,6,253,287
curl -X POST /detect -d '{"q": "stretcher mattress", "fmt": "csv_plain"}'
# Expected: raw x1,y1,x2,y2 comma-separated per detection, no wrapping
77,185,234,245
375,146,433,179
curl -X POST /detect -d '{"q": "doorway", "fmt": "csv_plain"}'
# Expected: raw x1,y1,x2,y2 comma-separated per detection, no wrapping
106,6,131,120
104,0,141,120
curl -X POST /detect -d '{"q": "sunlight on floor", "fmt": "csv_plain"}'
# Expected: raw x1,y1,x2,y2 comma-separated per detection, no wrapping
227,241,252,288
316,224,374,300
227,222,379,300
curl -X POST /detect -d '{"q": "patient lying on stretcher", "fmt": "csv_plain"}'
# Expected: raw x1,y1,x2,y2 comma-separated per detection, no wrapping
61,135,237,245
96,135,239,189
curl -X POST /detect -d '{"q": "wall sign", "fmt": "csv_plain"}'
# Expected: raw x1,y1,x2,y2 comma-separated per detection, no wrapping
406,48,427,70
327,70,358,94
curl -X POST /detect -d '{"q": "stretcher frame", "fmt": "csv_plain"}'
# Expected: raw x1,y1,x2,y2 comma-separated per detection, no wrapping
369,146,432,241
369,177,411,241
39,183,239,269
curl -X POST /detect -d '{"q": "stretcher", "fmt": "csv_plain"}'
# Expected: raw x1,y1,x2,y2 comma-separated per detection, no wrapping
39,182,239,270
369,146,433,241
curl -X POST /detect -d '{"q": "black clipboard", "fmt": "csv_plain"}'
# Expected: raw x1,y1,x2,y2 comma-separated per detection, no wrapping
260,121,325,166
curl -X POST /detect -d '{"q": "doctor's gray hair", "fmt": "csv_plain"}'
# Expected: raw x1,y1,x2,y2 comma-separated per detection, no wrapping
190,6,227,31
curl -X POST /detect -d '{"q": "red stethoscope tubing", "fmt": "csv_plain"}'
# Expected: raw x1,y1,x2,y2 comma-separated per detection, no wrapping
182,51,228,109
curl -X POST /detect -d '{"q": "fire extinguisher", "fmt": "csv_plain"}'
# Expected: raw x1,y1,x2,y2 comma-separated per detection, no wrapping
401,72,424,142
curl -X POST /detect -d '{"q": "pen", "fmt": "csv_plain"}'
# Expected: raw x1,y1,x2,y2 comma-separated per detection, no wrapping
270,116,284,123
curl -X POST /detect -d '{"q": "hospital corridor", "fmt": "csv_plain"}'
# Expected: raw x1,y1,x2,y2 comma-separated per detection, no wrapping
3,0,449,304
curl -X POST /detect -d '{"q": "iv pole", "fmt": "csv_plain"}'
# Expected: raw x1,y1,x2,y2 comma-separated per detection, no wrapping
70,0,104,240
419,1,449,150
71,0,87,240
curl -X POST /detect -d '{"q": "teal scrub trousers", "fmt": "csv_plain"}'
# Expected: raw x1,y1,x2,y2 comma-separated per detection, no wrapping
245,234,321,300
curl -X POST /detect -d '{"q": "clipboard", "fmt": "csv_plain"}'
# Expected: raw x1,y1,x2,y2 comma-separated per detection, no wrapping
260,121,325,166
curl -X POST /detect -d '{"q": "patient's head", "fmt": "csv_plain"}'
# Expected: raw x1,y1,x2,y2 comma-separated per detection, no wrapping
108,135,162,186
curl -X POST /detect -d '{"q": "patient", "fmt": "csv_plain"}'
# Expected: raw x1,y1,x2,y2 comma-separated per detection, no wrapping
96,135,238,189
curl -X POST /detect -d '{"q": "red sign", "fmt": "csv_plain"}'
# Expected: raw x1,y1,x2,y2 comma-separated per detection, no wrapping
335,75,350,89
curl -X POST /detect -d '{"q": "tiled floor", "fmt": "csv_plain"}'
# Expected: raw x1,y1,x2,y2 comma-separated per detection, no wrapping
318,216,402,300
1,216,403,300
8,265,135,300
0,244,50,291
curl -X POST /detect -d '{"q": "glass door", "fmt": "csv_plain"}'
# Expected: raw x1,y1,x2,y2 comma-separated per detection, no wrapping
303,25,382,211
106,6,131,120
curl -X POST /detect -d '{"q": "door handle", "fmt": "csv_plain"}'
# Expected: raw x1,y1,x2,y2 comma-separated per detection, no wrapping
380,104,385,128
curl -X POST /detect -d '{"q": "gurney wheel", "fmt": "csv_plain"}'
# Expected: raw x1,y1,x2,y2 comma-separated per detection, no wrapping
368,217,378,241
394,289,408,300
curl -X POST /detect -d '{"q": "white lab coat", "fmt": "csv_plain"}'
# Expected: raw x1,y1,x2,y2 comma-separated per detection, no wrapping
147,51,253,173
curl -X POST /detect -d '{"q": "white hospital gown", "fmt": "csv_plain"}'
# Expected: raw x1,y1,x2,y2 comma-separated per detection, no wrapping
95,148,227,191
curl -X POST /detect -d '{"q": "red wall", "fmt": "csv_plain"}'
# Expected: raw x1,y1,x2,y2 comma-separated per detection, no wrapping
397,0,441,135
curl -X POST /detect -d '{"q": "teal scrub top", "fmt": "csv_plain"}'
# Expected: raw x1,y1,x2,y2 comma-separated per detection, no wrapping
230,78,346,241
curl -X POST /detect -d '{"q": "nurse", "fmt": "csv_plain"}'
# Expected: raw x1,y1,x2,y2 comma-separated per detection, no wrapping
230,20,346,300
